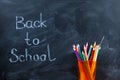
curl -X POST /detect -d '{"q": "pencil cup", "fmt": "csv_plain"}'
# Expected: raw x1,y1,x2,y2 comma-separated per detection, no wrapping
78,60,97,80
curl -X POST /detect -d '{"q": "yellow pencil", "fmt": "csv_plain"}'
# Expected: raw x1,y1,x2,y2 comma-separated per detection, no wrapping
93,45,99,61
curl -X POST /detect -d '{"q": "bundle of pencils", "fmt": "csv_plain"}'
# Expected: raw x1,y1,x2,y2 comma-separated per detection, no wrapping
73,37,104,80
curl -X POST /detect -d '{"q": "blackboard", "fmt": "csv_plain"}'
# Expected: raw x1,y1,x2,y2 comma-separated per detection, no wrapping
0,0,120,80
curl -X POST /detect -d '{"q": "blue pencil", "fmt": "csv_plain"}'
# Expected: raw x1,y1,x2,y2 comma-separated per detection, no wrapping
88,45,93,59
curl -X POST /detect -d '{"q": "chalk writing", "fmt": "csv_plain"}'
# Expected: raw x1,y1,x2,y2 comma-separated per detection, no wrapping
16,13,47,30
9,44,56,63
9,13,56,63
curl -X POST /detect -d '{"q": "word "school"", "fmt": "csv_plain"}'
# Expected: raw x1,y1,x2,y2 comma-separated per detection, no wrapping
9,44,56,63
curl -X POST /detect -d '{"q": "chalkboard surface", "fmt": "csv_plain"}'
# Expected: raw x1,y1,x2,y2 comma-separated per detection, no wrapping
0,0,120,80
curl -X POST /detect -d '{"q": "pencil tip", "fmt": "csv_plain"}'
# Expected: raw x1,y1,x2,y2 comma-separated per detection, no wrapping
99,36,104,46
